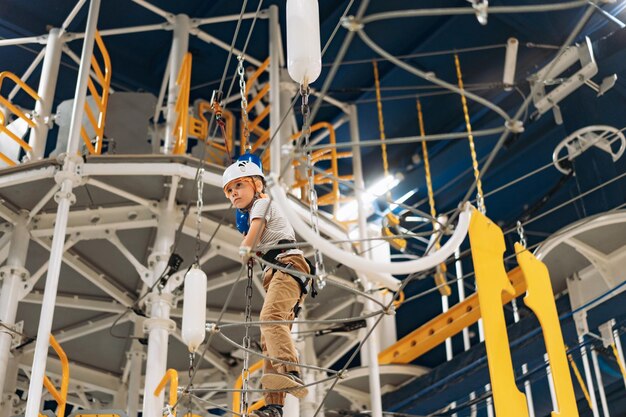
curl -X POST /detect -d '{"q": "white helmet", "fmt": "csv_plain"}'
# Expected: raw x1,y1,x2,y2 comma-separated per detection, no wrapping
222,160,265,188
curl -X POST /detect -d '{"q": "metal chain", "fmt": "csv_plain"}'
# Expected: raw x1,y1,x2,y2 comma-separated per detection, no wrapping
195,168,205,264
186,352,196,417
454,53,486,214
301,85,327,290
240,259,255,416
516,220,527,248
237,55,251,152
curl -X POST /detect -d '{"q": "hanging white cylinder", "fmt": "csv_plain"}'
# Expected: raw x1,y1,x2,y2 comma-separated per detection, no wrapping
182,266,207,352
286,0,322,85
503,38,518,91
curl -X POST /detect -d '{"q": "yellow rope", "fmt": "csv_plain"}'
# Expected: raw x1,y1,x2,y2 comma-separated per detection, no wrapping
611,343,626,381
372,61,390,182
567,351,592,410
453,54,485,213
417,99,436,221
417,99,450,296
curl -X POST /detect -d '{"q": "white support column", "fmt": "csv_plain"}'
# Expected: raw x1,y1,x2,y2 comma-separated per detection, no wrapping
163,14,190,154
612,325,626,389
27,28,64,160
127,320,146,417
268,5,283,176
141,200,178,417
24,3,100,416
0,353,20,417
580,339,600,417
591,348,610,417
349,104,383,417
0,213,30,402
511,299,535,417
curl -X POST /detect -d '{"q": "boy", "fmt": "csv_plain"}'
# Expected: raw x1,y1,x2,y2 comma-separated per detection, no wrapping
222,159,310,417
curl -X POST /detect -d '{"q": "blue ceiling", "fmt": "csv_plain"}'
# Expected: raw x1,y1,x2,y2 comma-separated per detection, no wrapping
1,0,626,415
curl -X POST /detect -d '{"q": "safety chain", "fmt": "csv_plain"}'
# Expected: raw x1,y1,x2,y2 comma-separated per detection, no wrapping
301,84,327,290
237,56,251,151
186,352,196,417
195,168,205,264
454,54,486,214
240,259,255,416
516,220,527,248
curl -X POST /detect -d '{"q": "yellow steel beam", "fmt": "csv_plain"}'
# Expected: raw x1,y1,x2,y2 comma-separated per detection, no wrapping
378,266,526,365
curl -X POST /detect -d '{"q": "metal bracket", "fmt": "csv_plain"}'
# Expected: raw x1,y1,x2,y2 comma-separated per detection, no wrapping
552,125,626,174
143,317,176,334
530,37,598,119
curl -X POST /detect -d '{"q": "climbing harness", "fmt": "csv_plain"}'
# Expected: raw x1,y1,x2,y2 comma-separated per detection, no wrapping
300,84,327,291
259,239,318,318
416,99,451,296
240,259,255,417
454,54,486,214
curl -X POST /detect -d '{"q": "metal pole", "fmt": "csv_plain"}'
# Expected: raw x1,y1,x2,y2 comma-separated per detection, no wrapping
349,104,383,417
612,325,626,389
0,353,19,417
545,353,558,412
580,339,600,417
268,5,282,175
27,28,64,160
477,319,494,417
442,295,453,360
141,200,177,417
0,214,29,397
511,299,535,417
455,248,471,350
127,322,146,417
591,348,610,417
163,14,190,154
454,247,475,417
24,2,100,415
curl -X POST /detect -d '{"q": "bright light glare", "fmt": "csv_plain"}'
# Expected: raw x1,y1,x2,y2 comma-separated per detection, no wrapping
366,175,400,202
336,175,400,221
390,189,416,211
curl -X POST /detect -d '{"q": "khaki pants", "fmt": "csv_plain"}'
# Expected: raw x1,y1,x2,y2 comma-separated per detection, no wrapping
260,254,309,405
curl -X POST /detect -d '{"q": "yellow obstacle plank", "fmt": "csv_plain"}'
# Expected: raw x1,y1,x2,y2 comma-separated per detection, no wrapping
469,209,530,417
516,243,579,417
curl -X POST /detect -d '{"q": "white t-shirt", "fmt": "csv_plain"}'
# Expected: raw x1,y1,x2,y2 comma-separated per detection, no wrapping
249,198,303,260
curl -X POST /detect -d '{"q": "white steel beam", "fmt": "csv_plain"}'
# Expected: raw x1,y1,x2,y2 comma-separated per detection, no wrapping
0,166,57,189
32,237,135,307
22,314,132,354
22,292,127,314
86,179,156,209
30,205,157,237
19,355,120,395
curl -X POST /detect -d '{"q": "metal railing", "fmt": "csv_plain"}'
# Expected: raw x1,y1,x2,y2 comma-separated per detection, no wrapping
291,122,353,213
41,335,70,417
173,53,193,155
233,359,264,415
81,31,112,155
0,71,40,165
154,368,179,417
240,58,270,165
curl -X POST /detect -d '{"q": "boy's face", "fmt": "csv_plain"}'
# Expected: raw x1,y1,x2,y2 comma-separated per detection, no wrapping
224,179,256,209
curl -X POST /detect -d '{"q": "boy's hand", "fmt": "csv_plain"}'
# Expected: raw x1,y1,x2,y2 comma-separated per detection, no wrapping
239,245,252,262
